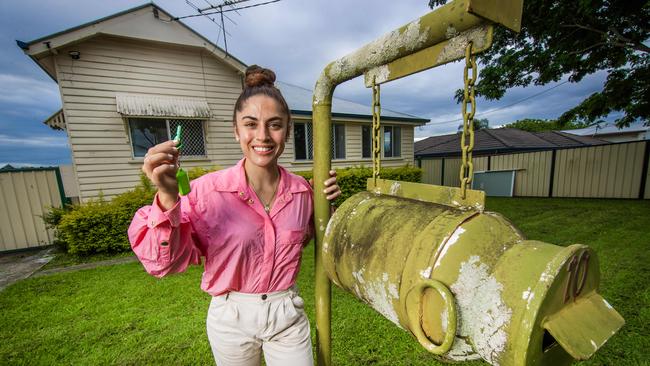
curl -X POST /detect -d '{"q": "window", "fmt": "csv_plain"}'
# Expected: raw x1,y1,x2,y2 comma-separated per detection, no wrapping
362,125,371,158
293,122,345,160
383,126,401,158
128,118,206,158
332,124,346,159
294,122,313,160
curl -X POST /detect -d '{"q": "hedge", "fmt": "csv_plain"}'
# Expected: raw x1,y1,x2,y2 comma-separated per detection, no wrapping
294,165,422,206
44,164,420,255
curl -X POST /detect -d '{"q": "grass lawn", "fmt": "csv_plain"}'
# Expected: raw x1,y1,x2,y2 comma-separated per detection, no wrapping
1,197,648,365
39,249,135,271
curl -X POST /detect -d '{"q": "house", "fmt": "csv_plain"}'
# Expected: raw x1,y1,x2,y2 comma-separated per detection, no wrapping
18,3,427,203
562,121,650,143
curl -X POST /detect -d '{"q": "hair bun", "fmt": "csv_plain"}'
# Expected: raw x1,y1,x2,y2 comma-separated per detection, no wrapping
244,65,276,88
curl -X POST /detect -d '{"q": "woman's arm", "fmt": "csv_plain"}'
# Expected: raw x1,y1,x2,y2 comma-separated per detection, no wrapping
128,140,202,277
128,193,202,278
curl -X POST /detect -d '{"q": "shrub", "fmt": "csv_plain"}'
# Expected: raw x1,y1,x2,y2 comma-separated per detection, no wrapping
46,167,219,256
41,204,73,251
295,165,422,206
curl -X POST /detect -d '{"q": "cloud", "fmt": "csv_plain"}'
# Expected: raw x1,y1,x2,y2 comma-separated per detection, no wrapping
0,134,69,147
0,74,60,106
1,0,621,159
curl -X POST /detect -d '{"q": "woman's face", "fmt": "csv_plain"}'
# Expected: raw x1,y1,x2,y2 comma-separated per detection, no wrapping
234,94,289,169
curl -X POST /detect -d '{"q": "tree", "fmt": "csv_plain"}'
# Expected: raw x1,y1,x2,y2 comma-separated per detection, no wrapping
457,117,489,132
429,0,649,127
503,118,588,133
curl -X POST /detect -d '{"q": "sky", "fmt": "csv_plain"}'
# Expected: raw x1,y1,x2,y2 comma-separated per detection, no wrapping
0,0,612,167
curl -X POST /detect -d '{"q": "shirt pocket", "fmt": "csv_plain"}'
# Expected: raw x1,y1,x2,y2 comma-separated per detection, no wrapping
278,229,306,246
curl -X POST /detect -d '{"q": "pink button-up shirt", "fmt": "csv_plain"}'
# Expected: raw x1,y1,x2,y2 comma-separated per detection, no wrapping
128,159,313,296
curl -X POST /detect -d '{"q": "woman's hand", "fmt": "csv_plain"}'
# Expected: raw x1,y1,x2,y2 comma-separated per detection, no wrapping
142,140,180,209
323,170,341,201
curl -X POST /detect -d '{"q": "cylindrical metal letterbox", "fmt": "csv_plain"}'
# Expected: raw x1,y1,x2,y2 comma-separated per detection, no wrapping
322,190,624,365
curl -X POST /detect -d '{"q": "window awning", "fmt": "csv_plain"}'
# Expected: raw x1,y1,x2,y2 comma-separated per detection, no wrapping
44,109,66,131
116,93,211,118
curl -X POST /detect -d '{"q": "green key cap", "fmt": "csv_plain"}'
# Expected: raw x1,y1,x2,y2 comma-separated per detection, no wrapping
173,125,191,195
176,168,191,196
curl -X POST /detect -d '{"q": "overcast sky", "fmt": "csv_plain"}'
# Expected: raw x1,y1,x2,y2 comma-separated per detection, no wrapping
0,0,611,166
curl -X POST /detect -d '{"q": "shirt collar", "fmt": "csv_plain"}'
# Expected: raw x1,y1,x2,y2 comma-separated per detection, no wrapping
213,158,310,195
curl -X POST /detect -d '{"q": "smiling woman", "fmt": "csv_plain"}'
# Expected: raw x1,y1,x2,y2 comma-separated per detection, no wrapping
128,65,341,366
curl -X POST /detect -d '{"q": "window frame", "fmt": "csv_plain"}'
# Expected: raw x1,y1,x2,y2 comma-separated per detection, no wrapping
293,121,346,161
332,123,346,160
361,124,372,159
127,117,208,159
383,125,402,158
293,121,313,161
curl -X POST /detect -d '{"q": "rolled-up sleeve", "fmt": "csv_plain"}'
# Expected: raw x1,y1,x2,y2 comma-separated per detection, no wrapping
128,193,202,278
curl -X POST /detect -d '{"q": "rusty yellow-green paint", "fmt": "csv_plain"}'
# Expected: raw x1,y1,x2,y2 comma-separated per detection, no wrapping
322,192,624,365
310,1,561,365
467,0,524,32
364,25,494,87
368,178,485,211
542,292,625,360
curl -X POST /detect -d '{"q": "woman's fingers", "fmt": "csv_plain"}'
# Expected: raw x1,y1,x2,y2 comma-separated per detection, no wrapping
142,140,180,195
323,184,339,194
325,190,341,201
323,177,336,186
323,183,341,201
323,170,341,201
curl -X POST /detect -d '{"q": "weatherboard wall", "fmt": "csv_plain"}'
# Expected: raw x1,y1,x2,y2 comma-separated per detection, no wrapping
54,35,244,202
289,121,417,172
52,35,418,202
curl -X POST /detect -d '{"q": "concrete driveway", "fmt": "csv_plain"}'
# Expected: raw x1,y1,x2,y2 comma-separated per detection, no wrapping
0,248,54,291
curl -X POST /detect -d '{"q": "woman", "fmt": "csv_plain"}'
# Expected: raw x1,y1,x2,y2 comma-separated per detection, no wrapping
128,65,341,366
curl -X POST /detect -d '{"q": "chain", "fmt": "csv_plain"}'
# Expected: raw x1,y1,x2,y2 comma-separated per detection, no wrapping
372,77,382,185
459,42,477,199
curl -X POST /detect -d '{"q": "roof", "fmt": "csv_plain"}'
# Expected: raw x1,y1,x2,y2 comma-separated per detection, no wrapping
563,121,650,137
25,3,427,127
276,82,428,124
44,109,65,130
17,2,247,80
415,128,608,157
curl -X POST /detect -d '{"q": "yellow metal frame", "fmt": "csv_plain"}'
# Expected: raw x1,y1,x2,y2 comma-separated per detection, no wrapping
311,1,524,364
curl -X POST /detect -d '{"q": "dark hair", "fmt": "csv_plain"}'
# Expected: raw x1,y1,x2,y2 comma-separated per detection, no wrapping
233,65,291,138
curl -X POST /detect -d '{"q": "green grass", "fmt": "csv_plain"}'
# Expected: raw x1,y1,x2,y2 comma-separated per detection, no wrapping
1,198,648,365
39,248,135,271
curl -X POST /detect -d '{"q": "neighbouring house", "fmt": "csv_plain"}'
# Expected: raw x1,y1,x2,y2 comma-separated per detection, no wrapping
19,3,427,203
562,121,650,143
415,128,608,159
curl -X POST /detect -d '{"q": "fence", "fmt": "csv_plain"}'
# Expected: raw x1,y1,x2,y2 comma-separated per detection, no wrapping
418,140,650,199
0,167,66,252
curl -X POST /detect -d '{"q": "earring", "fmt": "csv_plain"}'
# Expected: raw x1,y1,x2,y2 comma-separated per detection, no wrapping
235,137,240,142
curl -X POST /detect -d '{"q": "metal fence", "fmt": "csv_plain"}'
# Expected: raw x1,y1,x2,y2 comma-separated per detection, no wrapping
0,167,66,252
418,140,650,199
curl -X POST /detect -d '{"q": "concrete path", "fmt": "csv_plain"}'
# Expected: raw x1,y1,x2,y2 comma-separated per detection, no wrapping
0,248,138,291
0,247,55,291
31,256,138,278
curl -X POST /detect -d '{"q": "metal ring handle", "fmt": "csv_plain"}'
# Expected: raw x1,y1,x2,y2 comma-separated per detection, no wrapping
405,279,457,355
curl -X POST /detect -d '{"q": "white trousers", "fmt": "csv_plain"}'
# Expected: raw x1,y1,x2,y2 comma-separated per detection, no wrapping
206,287,313,366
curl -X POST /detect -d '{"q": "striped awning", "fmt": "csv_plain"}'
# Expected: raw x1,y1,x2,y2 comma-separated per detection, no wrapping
116,93,211,118
44,109,66,130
